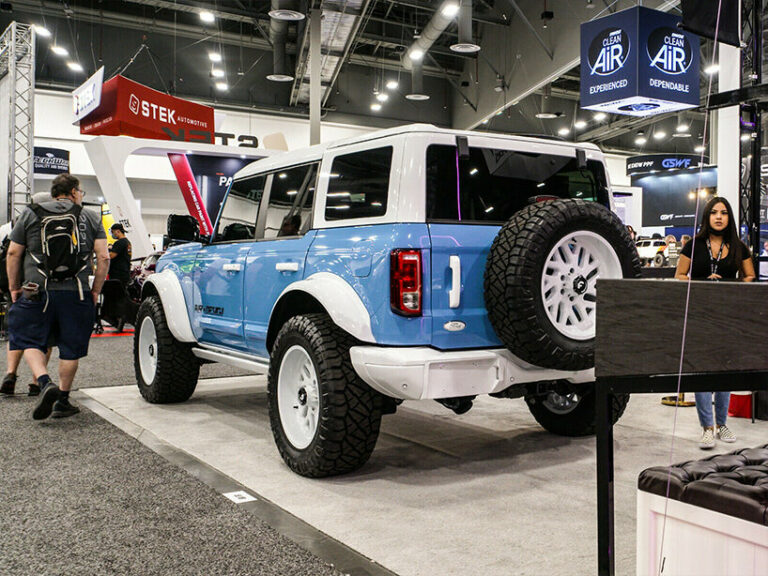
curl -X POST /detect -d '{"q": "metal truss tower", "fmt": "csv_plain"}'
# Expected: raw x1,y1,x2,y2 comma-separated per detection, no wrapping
0,22,35,222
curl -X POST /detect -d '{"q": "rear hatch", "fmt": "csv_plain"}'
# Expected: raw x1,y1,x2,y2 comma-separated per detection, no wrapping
426,141,611,350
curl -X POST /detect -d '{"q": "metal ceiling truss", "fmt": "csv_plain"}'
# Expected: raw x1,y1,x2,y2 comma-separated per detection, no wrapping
0,22,35,221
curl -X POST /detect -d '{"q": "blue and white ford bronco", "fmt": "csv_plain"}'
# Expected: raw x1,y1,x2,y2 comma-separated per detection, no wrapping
134,124,640,477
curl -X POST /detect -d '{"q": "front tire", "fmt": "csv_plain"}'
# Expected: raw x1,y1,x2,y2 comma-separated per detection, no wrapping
134,295,199,403
268,313,383,478
525,382,629,436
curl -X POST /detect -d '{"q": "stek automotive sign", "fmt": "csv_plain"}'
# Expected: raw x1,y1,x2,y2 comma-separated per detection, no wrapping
80,75,215,142
581,6,699,117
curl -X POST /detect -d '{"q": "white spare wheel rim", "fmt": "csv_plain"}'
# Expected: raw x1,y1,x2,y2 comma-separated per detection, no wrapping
541,231,622,341
278,345,320,450
138,316,158,384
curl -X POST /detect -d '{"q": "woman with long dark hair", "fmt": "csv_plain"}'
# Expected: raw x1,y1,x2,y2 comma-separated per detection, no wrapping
675,195,755,449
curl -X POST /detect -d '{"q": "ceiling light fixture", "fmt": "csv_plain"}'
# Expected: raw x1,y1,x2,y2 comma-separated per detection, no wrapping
409,48,424,61
51,45,69,56
741,133,752,141
199,10,215,23
66,62,84,72
34,25,51,38
653,130,667,140
585,0,595,8
673,131,691,138
593,112,607,121
694,145,706,153
574,120,587,129
209,52,222,63
441,2,460,17
211,68,225,78
370,103,382,111
557,127,570,136
386,79,399,90
676,123,689,132
215,81,228,91
635,136,647,145
704,64,719,75
376,93,389,102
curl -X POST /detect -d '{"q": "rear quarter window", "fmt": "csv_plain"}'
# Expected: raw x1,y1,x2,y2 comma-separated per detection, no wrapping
426,144,610,224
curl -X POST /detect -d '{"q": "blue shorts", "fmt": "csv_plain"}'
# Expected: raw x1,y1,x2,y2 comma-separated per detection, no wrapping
8,291,95,360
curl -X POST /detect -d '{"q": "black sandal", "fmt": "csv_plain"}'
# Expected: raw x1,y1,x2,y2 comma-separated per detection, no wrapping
0,373,17,395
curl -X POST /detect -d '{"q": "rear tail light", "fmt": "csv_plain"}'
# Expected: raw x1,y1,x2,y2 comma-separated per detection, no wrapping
390,249,422,316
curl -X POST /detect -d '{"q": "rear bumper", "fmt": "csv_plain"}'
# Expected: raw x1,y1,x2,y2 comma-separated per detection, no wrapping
349,346,595,401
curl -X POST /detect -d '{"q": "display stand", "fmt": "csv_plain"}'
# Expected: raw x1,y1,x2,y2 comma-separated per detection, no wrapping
593,279,768,576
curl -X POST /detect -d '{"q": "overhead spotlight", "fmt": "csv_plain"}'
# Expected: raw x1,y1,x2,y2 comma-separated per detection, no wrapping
211,68,225,78
676,123,689,132
635,136,648,145
494,76,504,93
66,62,83,72
585,0,595,8
409,48,424,61
370,103,382,111
673,131,691,138
574,120,587,129
376,93,389,102
653,130,667,140
209,52,222,63
51,45,68,56
482,119,489,124
741,133,752,141
694,145,706,153
593,112,607,121
441,2,460,17
541,9,554,29
704,64,719,75
199,10,215,23
557,127,570,136
34,25,51,38
215,81,228,91
386,79,399,90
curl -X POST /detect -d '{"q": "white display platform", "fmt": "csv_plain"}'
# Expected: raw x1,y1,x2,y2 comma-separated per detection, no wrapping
637,490,768,576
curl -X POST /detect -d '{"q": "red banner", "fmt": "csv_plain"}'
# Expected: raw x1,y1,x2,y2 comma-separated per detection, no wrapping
80,76,215,143
168,153,214,236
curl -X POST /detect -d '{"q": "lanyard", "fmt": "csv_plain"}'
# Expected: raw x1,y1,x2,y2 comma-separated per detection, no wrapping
706,238,725,276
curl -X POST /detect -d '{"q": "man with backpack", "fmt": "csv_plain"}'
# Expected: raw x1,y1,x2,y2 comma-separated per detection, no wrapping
5,174,110,419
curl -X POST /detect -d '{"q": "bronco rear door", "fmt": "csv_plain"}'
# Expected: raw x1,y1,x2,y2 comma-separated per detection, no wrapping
426,136,611,351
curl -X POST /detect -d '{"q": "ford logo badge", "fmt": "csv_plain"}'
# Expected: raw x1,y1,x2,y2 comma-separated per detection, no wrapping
444,321,466,332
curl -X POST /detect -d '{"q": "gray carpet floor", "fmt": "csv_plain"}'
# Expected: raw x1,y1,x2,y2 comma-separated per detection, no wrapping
0,335,342,576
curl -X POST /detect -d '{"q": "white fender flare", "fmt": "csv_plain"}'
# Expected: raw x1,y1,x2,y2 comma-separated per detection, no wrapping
274,272,375,343
143,270,197,343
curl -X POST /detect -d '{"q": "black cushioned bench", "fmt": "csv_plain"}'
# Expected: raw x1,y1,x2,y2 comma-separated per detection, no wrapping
638,444,768,526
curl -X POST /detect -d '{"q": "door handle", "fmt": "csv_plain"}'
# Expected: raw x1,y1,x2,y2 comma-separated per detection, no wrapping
449,255,461,309
276,262,299,272
222,263,241,272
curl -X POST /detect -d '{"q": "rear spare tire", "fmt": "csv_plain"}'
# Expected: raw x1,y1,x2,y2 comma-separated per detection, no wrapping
484,199,640,371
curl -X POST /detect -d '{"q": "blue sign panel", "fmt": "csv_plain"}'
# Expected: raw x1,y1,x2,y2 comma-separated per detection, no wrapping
581,7,699,117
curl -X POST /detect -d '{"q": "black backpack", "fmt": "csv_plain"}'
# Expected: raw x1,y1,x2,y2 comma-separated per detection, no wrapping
0,235,10,295
30,203,87,282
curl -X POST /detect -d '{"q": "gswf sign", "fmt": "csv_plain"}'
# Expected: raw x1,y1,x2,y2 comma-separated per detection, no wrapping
581,7,699,117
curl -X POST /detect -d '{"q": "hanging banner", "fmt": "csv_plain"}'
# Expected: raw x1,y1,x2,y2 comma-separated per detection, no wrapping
185,155,252,222
580,6,700,117
626,153,709,176
33,147,70,176
80,75,215,143
168,153,214,236
72,66,104,124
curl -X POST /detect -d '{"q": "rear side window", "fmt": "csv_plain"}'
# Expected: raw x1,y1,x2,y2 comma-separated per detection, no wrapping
216,174,266,241
325,147,392,221
261,163,318,239
426,144,610,223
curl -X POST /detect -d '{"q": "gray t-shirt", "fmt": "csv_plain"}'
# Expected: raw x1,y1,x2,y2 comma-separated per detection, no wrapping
9,199,106,291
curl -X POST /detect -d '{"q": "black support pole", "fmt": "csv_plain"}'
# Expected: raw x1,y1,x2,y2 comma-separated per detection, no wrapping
595,380,615,576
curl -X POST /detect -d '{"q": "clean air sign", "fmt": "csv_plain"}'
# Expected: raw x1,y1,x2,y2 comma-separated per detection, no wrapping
581,7,699,117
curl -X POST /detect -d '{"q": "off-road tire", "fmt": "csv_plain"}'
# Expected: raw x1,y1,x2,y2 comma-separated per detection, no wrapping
268,313,383,478
134,295,199,403
484,199,640,371
525,383,629,436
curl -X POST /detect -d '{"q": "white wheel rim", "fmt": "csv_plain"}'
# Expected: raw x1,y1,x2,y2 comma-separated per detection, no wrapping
278,345,320,450
541,231,622,341
138,316,158,384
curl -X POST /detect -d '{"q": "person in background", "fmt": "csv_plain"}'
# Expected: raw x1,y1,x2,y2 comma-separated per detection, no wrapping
108,223,132,287
674,195,755,449
626,225,637,242
681,234,692,246
5,174,110,419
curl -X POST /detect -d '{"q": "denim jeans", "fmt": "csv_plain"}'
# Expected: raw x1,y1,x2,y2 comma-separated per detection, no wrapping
695,391,730,428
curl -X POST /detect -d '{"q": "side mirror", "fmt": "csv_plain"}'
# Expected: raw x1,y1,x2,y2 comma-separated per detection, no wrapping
167,214,200,244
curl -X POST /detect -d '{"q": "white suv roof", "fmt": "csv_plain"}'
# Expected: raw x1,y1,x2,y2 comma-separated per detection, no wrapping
235,123,603,181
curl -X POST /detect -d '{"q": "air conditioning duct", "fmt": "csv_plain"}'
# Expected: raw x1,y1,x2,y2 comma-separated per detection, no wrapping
267,0,296,82
406,60,429,101
451,0,480,53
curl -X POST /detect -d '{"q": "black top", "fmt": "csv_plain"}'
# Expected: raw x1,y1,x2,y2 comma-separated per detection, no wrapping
680,238,750,280
109,237,132,282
